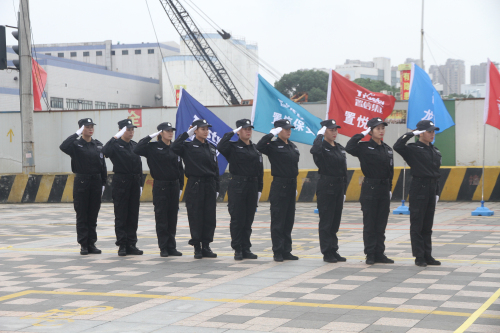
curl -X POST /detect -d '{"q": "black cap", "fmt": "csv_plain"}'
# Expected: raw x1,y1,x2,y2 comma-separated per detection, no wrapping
236,118,254,129
416,120,440,132
118,119,137,129
274,119,295,129
78,118,96,127
367,117,388,129
320,119,341,129
157,122,176,131
192,119,212,128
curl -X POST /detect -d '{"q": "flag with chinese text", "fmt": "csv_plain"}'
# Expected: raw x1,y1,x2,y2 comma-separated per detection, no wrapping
484,59,500,130
251,74,321,145
326,70,396,140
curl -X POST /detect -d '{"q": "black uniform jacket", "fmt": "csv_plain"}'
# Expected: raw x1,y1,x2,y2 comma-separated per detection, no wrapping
256,133,299,178
102,137,143,176
310,134,348,193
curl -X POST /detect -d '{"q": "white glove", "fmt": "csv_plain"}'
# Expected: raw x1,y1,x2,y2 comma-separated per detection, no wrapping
436,195,439,205
361,128,371,136
115,127,127,139
389,191,392,200
179,190,182,199
140,187,143,197
216,192,219,199
233,126,243,134
187,125,197,137
102,186,105,196
257,192,262,205
76,125,85,136
317,126,327,136
413,130,425,136
270,127,282,136
149,130,162,138
344,195,346,202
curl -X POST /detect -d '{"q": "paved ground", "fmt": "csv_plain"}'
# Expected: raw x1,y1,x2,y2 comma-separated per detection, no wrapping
0,201,499,333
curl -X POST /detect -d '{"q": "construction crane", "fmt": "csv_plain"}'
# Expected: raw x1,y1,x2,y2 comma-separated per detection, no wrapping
158,0,243,105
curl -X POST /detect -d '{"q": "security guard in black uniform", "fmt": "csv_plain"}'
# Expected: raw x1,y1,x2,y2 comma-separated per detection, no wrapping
171,119,219,259
311,119,347,263
257,119,300,262
60,118,107,255
394,120,442,267
346,117,394,265
134,122,185,258
102,119,143,256
218,119,263,261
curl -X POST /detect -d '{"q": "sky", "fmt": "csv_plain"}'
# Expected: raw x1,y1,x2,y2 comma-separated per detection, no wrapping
2,0,499,84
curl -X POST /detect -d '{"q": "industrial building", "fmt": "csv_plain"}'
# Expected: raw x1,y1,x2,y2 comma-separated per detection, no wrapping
334,57,395,87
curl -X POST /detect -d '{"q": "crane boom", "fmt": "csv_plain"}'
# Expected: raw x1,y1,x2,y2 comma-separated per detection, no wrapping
159,0,242,105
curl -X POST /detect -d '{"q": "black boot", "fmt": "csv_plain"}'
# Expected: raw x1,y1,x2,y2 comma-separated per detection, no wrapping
366,253,375,265
160,248,169,257
242,249,258,259
234,250,243,261
375,253,394,264
118,244,127,256
415,257,427,267
283,252,299,260
425,255,441,265
127,245,143,255
194,243,202,259
273,253,284,262
202,243,217,258
333,251,346,262
80,245,88,255
323,252,337,263
168,249,183,256
88,244,101,254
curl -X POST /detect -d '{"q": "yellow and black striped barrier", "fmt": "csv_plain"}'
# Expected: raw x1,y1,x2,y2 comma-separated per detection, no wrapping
1,167,499,203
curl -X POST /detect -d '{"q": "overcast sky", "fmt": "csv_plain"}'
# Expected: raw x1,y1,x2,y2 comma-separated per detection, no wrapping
2,0,499,84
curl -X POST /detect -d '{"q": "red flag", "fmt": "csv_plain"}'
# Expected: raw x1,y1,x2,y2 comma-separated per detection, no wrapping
484,59,500,130
326,70,396,140
32,59,47,111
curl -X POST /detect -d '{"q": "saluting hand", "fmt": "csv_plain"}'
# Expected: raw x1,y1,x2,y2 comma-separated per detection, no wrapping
187,125,197,137
233,126,243,134
76,125,85,136
114,127,127,139
270,127,282,136
317,126,327,136
413,130,425,136
149,130,162,138
361,128,371,136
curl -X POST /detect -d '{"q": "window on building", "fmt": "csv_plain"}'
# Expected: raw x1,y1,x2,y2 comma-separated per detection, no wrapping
96,51,102,56
131,105,141,108
45,53,51,56
70,52,77,57
148,49,154,54
142,106,150,108
58,53,64,58
50,97,63,108
81,100,93,110
120,104,130,108
108,102,118,109
111,51,115,56
66,99,79,109
83,51,90,57
135,50,141,55
95,101,106,109
122,50,128,55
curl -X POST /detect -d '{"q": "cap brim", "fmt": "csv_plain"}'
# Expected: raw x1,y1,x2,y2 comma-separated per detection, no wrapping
281,124,295,129
326,125,341,129
371,121,388,128
197,124,212,128
241,124,254,129
125,124,137,128
159,127,176,131
83,122,96,126
427,126,439,132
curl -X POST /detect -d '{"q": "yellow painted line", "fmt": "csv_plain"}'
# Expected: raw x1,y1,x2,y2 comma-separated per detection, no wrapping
34,175,56,203
472,167,500,201
2,290,500,320
440,168,467,201
7,174,29,203
60,174,74,203
454,287,500,333
346,169,364,201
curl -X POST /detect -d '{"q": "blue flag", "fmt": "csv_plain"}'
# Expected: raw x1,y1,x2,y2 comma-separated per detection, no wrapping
251,74,321,145
408,63,455,133
175,88,236,175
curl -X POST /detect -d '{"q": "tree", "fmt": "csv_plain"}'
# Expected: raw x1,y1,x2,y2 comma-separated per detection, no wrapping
274,70,329,102
353,78,398,95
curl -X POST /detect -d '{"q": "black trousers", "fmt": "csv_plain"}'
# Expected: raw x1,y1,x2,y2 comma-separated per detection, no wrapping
73,174,102,246
269,177,296,254
359,179,390,255
409,178,437,258
227,176,258,251
185,177,217,245
153,179,180,251
317,177,345,255
112,174,141,246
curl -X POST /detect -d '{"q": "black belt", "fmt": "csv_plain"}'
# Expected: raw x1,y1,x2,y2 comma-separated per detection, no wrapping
114,173,142,180
273,176,297,183
75,173,101,180
189,176,215,182
363,177,389,185
154,179,179,185
320,175,345,182
231,175,258,182
412,176,438,184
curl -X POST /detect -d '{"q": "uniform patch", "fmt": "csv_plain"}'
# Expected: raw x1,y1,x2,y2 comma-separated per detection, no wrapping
324,148,330,151
157,147,163,150
278,146,284,148
237,146,243,149
97,146,102,149
388,150,393,154
100,153,103,159
77,144,83,147
193,145,199,148
367,146,375,150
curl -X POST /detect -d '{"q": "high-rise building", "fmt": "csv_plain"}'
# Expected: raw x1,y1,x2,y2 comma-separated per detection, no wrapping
428,65,440,84
334,57,392,86
440,59,465,96
471,62,488,84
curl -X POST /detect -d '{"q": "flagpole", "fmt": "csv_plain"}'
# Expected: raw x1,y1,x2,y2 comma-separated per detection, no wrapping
393,116,410,215
481,124,485,202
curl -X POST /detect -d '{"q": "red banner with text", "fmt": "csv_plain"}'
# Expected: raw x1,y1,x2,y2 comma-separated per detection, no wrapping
32,59,47,111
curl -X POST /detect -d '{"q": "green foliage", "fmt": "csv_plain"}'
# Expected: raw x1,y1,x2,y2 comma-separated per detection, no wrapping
353,78,398,94
274,70,329,102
